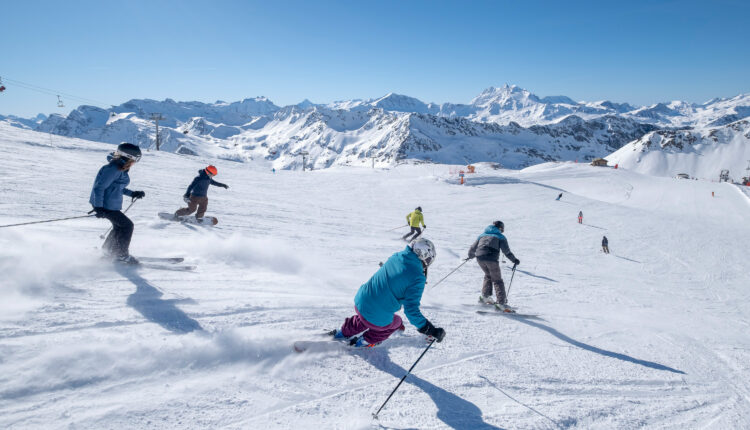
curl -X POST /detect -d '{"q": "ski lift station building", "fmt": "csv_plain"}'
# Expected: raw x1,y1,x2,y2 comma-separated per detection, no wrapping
590,158,608,167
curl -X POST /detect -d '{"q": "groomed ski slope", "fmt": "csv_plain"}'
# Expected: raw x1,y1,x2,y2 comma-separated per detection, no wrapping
1,123,749,429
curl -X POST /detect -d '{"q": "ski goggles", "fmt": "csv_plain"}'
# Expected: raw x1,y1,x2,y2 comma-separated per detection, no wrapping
115,150,141,162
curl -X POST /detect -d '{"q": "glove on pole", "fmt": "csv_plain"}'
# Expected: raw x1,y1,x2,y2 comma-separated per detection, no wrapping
372,338,436,419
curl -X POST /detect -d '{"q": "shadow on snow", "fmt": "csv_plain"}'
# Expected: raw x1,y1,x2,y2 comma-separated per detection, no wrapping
504,316,685,374
363,348,504,429
117,266,203,334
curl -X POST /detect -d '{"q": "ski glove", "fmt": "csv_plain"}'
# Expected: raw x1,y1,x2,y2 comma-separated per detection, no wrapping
131,191,146,200
183,195,191,204
92,207,109,218
221,184,229,189
418,320,446,343
512,258,520,266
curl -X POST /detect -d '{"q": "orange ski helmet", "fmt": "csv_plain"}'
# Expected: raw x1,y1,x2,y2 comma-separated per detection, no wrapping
205,165,218,176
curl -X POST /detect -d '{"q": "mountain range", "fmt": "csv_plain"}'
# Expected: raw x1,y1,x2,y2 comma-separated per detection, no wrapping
3,84,749,178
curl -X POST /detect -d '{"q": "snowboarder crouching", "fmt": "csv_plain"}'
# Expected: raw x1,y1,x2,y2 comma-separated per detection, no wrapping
402,206,426,241
467,221,520,307
602,236,609,254
174,165,228,220
89,142,146,264
331,238,446,347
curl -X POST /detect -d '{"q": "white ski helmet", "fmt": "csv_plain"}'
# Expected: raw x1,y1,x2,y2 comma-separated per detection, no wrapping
410,237,436,267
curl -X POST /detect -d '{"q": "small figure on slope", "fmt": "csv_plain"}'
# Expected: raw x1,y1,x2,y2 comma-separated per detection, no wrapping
578,210,583,224
330,238,446,348
467,221,520,309
174,165,228,221
602,235,609,254
556,192,563,201
402,206,426,241
89,143,146,264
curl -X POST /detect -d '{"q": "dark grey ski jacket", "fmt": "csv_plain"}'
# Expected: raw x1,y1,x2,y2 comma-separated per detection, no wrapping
468,225,517,263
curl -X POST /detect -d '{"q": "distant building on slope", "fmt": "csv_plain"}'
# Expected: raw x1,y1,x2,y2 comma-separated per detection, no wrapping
590,158,608,167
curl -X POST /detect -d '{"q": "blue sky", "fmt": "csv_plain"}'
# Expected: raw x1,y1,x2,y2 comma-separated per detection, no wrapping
1,0,748,117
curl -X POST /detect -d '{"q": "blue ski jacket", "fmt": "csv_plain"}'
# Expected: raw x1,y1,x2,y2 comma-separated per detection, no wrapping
185,170,226,198
354,246,428,329
89,156,133,211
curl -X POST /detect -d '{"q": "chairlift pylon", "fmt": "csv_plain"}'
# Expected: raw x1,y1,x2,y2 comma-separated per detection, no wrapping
57,95,64,108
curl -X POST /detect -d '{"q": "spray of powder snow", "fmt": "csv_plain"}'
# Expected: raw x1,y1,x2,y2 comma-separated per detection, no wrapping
0,327,320,401
0,229,107,318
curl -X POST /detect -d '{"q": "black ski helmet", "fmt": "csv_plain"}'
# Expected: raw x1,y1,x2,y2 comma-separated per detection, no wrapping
416,206,422,211
493,220,504,232
115,142,142,162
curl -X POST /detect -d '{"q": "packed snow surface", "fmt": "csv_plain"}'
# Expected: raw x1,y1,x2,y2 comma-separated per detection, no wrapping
1,124,750,429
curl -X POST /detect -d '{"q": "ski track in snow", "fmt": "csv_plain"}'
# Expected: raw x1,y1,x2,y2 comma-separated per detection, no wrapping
1,123,750,429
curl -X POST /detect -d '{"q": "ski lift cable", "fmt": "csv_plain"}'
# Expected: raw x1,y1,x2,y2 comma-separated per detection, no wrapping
1,76,112,107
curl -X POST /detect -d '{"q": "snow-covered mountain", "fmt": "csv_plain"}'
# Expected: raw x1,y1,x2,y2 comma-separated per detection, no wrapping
0,113,47,129
12,85,749,172
606,119,750,180
217,106,657,169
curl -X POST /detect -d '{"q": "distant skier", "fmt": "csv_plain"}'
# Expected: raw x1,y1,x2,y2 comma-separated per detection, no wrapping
330,238,445,348
578,211,583,224
174,165,229,220
602,236,609,254
402,206,426,241
89,143,146,264
467,221,520,308
556,193,563,201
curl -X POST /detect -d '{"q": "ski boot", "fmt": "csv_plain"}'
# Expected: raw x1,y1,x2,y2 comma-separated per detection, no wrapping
352,336,380,348
116,255,140,265
327,329,346,340
494,302,515,313
478,295,496,305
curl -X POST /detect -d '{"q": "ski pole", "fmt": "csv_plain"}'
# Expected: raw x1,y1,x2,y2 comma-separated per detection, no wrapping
386,224,408,232
506,264,518,298
429,258,470,291
0,214,94,229
373,338,436,419
99,199,137,239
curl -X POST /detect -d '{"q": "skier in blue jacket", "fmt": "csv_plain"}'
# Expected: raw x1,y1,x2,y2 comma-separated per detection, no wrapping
331,238,446,347
89,143,146,264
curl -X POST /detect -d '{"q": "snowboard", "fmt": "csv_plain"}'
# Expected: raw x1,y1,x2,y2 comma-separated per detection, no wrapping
158,212,218,226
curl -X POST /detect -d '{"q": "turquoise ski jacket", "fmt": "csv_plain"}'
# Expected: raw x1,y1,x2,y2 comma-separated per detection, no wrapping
354,246,427,329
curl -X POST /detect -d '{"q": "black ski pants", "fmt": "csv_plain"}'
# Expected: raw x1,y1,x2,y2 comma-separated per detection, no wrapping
402,227,422,241
102,210,134,258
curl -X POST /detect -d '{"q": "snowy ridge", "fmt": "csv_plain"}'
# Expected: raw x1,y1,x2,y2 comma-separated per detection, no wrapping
8,85,749,172
607,119,750,180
